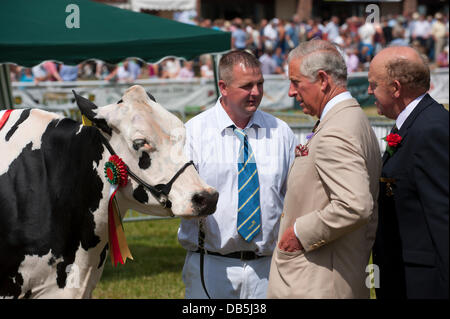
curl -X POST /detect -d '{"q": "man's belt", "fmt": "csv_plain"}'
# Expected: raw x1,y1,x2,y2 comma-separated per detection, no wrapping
195,249,267,261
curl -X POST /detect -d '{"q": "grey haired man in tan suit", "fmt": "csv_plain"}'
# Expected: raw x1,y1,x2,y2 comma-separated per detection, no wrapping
267,40,382,298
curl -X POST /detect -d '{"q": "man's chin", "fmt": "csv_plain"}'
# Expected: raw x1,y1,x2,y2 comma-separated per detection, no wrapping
245,105,259,112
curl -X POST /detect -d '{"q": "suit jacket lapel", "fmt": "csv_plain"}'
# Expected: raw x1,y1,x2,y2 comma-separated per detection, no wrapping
398,93,434,137
382,94,434,166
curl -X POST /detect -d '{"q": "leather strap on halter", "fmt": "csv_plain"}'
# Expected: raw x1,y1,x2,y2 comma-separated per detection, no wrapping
97,131,194,209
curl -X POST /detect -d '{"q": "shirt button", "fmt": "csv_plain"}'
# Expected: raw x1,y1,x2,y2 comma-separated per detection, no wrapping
281,213,285,218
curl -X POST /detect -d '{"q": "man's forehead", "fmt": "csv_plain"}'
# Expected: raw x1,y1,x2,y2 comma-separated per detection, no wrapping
233,63,261,74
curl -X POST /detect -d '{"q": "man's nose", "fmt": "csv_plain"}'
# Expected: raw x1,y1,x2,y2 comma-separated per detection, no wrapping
288,83,296,97
250,84,262,96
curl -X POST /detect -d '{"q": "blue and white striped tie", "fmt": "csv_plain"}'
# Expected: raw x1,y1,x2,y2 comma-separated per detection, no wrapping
234,127,261,242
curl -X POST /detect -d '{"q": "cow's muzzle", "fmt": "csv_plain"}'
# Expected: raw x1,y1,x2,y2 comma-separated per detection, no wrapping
192,190,219,216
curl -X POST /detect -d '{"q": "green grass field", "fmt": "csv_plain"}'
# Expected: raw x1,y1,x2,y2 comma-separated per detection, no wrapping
92,218,185,299
92,216,377,299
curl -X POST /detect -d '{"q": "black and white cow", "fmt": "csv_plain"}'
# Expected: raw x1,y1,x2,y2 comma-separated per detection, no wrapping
0,85,218,298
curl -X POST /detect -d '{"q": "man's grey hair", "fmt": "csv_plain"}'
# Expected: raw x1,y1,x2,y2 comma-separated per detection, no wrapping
288,40,348,87
384,49,430,93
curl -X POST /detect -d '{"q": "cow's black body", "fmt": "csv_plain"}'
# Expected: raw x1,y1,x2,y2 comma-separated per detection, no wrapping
0,114,105,298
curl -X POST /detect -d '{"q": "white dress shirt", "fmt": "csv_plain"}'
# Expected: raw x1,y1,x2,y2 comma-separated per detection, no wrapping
320,91,353,121
178,98,298,256
396,93,426,130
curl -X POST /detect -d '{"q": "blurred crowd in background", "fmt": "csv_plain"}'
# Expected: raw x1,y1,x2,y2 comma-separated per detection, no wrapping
10,11,449,84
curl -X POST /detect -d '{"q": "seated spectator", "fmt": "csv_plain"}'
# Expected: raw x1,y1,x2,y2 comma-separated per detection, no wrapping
32,63,49,83
79,61,97,80
285,15,301,50
104,62,132,82
232,22,248,49
60,64,79,81
43,61,63,82
273,46,285,68
259,48,282,74
95,61,112,80
389,26,409,47
358,45,371,71
200,55,214,79
324,16,340,43
147,63,159,78
161,58,180,79
31,61,63,83
127,59,142,80
264,19,279,50
177,61,195,79
345,47,359,74
19,68,34,82
306,18,322,40
436,46,449,68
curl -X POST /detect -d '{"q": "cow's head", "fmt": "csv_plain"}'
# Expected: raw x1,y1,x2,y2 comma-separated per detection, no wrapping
73,85,218,218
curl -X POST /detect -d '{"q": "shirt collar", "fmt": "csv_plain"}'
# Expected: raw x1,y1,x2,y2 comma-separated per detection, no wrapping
320,91,353,121
215,97,263,132
396,93,426,130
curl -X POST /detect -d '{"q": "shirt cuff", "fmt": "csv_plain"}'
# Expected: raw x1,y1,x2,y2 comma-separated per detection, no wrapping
293,220,300,240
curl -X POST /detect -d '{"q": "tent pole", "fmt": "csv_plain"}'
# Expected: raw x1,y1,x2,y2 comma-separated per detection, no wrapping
0,64,13,110
212,55,220,100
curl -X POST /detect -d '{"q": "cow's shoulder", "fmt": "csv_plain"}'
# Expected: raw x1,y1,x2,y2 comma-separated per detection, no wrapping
0,110,105,298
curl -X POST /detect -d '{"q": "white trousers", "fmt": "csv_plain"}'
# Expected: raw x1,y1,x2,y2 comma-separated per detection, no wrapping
182,251,271,299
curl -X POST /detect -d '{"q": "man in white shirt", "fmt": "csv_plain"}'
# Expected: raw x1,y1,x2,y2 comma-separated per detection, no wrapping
178,50,297,299
324,16,340,44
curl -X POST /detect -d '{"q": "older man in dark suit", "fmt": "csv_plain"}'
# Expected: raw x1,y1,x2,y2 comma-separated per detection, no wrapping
368,46,449,299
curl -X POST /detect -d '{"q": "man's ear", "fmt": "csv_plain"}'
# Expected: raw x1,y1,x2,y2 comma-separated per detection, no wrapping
72,90,112,135
218,80,227,97
392,80,402,99
317,70,329,92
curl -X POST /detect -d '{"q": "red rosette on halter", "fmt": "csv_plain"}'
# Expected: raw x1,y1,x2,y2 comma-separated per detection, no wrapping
104,155,128,187
104,154,133,266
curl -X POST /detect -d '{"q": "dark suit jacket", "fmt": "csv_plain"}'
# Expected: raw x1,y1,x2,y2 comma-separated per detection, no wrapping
373,94,449,299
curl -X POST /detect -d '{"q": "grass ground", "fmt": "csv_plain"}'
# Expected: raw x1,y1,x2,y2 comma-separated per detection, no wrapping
92,218,185,299
92,216,377,299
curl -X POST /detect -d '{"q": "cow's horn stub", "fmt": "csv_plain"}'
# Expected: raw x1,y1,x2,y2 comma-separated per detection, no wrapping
73,90,112,136
146,92,156,102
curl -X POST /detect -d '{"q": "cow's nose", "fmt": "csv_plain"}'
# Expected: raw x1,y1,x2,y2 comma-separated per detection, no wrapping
192,190,219,216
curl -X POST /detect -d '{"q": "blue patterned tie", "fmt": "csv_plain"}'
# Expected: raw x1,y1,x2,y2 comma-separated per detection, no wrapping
234,127,261,242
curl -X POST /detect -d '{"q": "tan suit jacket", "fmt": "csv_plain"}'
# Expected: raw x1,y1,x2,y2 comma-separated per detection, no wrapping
267,98,382,298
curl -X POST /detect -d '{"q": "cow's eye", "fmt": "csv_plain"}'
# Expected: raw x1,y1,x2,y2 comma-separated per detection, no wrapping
132,139,147,151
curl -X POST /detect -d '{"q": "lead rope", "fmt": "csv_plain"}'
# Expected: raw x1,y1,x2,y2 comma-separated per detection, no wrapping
198,217,212,299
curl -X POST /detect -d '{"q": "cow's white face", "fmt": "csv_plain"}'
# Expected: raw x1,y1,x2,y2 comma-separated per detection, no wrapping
88,85,218,218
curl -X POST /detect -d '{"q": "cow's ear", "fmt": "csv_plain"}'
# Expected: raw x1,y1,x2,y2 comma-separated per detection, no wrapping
72,90,112,135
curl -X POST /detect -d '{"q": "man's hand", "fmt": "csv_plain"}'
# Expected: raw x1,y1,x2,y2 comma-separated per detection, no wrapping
278,226,304,252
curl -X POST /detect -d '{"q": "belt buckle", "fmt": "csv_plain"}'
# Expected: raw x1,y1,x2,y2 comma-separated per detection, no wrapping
240,251,255,260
